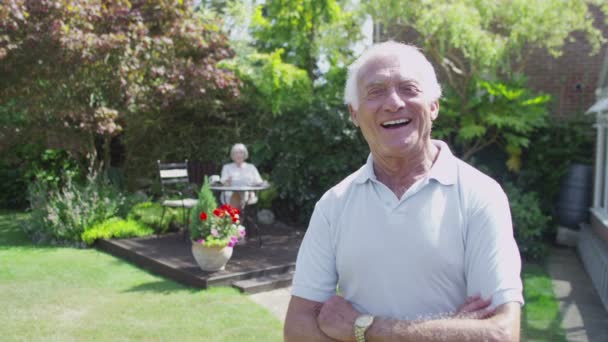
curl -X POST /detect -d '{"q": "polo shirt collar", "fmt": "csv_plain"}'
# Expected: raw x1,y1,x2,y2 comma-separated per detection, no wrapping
353,154,376,184
353,140,457,185
428,140,457,185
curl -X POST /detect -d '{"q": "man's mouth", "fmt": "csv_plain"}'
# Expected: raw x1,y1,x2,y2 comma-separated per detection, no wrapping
381,118,411,129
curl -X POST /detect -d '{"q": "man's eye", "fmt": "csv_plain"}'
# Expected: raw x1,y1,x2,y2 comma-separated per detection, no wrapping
400,85,418,93
367,88,386,97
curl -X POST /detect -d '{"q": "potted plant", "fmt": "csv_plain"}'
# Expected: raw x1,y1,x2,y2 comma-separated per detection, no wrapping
190,204,246,271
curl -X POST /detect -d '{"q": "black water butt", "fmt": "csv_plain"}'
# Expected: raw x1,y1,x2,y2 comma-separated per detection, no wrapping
556,163,593,229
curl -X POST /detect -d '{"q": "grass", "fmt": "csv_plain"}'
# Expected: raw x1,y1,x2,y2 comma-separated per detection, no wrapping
521,263,567,341
1,210,567,341
0,211,282,341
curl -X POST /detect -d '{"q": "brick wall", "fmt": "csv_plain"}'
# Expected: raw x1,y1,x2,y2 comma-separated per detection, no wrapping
387,5,608,119
523,5,607,118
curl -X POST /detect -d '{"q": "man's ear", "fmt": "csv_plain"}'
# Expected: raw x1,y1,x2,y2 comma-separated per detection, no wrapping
348,105,359,127
430,100,440,121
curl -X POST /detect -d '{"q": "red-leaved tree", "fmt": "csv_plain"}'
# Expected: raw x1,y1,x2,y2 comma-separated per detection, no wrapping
0,0,240,181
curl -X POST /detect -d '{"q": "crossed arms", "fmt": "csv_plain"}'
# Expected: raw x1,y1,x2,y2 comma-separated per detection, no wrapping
284,295,521,342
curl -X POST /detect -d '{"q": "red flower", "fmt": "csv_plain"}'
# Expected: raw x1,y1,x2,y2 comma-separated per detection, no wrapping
199,212,207,221
213,208,224,217
231,216,238,223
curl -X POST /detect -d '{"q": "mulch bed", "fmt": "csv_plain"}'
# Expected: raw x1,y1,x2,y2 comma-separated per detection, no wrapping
96,223,304,289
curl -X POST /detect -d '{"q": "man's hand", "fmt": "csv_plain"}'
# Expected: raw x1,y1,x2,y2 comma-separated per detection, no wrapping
455,295,495,319
317,295,361,341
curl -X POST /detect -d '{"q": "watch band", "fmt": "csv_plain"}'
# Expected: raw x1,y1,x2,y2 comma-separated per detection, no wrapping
354,326,367,342
354,314,374,342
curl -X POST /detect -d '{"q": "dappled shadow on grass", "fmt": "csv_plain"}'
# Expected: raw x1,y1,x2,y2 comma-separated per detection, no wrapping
123,279,199,294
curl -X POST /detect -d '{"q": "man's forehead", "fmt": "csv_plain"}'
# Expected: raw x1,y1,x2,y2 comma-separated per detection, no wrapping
357,55,423,87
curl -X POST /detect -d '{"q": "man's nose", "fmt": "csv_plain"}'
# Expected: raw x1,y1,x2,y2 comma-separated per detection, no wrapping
383,88,405,112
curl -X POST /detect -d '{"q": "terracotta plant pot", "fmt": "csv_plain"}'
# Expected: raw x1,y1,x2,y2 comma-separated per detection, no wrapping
191,243,233,272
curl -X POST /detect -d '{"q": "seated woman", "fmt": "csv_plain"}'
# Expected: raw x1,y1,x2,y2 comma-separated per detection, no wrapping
220,143,264,210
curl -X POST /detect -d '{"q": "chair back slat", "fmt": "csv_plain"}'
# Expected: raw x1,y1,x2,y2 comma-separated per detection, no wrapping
159,169,188,179
161,177,190,185
158,162,187,170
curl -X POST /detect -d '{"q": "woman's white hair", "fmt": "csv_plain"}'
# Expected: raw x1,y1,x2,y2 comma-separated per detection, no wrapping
230,143,249,159
344,41,442,110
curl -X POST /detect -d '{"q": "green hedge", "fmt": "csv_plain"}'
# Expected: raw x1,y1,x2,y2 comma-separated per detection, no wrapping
128,201,188,234
82,218,154,245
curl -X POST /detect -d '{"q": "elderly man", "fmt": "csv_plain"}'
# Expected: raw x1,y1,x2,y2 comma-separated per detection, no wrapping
284,41,523,341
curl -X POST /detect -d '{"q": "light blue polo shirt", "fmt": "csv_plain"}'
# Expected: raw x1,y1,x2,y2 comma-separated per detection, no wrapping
292,140,523,320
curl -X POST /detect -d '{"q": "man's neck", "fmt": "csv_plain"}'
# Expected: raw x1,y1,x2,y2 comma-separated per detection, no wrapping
373,141,439,199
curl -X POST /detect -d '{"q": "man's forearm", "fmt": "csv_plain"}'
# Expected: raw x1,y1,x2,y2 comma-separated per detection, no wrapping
284,311,335,342
367,304,520,342
284,296,337,342
367,317,507,341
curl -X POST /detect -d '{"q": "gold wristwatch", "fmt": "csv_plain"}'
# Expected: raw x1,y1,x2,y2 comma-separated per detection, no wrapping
354,314,374,342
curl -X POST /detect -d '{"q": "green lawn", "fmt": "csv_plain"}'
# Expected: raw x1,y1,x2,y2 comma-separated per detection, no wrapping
1,210,566,341
0,211,282,341
521,263,567,341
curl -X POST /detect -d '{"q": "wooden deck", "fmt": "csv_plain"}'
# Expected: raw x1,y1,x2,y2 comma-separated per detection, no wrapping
96,225,303,290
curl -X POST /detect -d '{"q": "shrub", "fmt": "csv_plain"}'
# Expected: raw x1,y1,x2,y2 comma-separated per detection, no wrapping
1,1,241,190
189,177,218,234
504,183,551,261
434,77,550,164
0,160,27,209
519,115,595,216
256,102,368,224
82,218,154,245
128,202,173,234
25,165,125,245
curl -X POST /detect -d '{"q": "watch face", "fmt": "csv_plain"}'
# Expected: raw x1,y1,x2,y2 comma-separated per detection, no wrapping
356,315,374,327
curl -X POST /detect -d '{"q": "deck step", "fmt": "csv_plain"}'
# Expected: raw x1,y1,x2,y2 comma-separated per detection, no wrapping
232,271,294,294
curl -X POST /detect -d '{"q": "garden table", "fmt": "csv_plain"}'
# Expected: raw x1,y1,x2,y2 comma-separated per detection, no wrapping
209,182,271,247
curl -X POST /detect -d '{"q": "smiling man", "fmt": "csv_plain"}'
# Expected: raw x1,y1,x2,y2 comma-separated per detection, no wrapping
284,42,523,342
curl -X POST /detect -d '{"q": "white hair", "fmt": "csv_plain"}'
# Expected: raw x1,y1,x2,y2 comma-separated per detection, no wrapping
230,143,249,159
344,41,442,110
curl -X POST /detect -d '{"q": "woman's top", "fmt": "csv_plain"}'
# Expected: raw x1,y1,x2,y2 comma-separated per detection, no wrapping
220,162,263,205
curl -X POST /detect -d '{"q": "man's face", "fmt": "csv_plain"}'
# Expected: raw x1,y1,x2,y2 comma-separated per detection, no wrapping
349,54,439,159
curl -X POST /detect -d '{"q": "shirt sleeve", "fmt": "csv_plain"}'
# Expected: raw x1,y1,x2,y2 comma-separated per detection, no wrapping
250,164,263,184
292,201,338,302
464,185,524,309
220,164,230,183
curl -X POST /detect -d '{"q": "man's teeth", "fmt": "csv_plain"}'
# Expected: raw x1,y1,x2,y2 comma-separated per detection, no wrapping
381,118,411,127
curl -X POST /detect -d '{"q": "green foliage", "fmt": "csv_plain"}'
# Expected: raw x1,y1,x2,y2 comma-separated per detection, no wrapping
518,115,595,215
504,183,551,261
257,181,278,210
81,217,154,245
24,148,82,189
189,176,218,233
256,102,368,224
366,0,606,78
24,163,125,245
434,77,550,165
250,0,363,79
220,49,313,116
127,201,172,233
0,160,27,209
